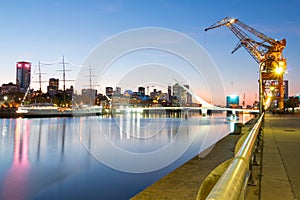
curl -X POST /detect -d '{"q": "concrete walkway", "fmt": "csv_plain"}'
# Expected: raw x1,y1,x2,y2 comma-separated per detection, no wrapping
261,114,300,200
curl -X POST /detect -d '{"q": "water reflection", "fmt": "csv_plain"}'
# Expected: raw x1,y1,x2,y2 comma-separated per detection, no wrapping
2,119,30,200
36,120,42,161
0,113,253,200
74,113,236,173
0,118,91,200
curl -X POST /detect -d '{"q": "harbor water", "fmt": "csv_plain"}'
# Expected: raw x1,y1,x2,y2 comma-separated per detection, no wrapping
0,113,253,200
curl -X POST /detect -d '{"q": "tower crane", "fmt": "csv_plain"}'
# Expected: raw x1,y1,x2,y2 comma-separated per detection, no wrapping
205,17,287,111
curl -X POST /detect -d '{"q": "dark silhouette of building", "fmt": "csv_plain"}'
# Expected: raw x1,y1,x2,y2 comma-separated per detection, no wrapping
105,87,113,98
16,61,31,92
138,87,145,96
0,82,18,94
284,80,289,100
168,86,172,101
47,78,59,96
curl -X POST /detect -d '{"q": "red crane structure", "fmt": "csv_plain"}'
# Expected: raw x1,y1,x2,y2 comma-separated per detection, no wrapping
205,17,287,112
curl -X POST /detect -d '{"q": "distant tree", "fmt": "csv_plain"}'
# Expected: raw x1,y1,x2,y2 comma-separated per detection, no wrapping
284,97,298,113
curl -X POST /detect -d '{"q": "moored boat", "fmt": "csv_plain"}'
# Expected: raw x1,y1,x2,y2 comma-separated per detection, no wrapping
16,103,102,118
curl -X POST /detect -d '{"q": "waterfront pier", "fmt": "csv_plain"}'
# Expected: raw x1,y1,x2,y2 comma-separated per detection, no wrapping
131,113,300,200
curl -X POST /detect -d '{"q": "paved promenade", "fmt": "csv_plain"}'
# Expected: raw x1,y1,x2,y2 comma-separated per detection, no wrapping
261,113,300,200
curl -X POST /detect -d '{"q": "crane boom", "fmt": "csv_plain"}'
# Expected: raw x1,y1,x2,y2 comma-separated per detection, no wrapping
234,19,276,44
205,17,287,111
205,17,286,63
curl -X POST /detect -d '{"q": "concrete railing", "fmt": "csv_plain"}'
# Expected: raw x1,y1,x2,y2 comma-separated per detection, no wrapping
205,113,264,200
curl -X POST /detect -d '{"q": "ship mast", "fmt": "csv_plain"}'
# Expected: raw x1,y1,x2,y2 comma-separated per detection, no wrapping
62,56,66,92
38,61,42,92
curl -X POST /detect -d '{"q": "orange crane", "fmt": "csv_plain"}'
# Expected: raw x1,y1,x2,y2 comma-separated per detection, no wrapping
205,17,287,111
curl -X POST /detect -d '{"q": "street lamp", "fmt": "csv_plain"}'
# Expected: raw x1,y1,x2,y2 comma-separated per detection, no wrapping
274,60,286,110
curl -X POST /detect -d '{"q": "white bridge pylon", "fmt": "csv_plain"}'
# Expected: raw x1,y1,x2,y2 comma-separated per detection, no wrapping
175,81,215,108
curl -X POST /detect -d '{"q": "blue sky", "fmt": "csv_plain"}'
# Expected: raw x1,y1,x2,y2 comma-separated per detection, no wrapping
0,0,299,105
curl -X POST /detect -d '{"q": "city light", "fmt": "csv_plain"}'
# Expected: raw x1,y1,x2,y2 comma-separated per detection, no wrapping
229,95,238,99
274,66,284,75
264,96,272,110
229,18,236,23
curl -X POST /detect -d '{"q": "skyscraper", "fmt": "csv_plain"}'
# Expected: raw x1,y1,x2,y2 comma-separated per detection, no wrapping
184,84,193,104
16,61,31,92
168,86,172,101
173,83,192,105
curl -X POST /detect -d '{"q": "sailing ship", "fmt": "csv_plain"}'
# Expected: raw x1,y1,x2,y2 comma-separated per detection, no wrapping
16,103,102,118
15,57,102,118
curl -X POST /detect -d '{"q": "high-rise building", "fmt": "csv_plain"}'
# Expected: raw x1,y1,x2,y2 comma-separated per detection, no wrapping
16,61,31,92
173,83,191,105
115,87,122,96
168,86,172,101
184,85,193,104
47,78,59,96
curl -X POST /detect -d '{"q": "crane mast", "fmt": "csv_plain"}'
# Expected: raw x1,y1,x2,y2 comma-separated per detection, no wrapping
205,17,287,111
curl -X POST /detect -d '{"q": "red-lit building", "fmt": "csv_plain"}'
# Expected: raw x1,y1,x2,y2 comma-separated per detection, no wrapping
16,61,31,92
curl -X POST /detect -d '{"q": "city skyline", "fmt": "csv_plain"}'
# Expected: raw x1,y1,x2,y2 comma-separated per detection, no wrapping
1,0,300,106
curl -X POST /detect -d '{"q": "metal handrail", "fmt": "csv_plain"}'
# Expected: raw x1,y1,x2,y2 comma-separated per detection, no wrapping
205,113,264,200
